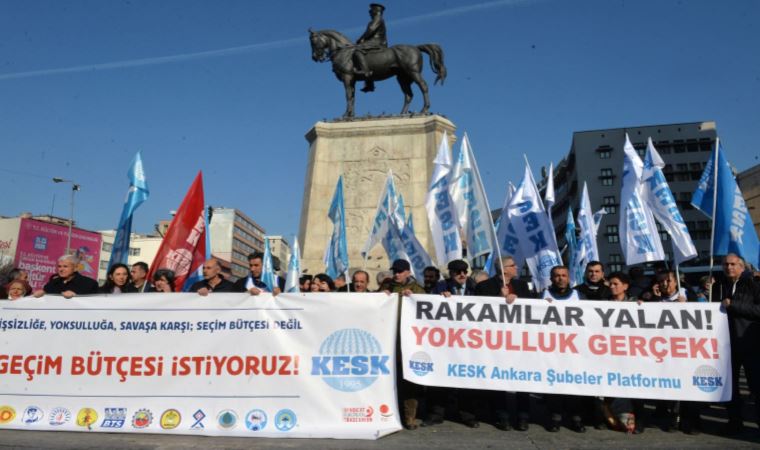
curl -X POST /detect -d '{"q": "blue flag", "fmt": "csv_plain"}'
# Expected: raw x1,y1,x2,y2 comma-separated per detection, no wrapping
692,140,760,268
109,152,149,268
326,176,349,279
262,237,277,292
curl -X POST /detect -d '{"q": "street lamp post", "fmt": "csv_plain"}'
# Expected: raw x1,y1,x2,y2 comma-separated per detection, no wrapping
52,177,81,254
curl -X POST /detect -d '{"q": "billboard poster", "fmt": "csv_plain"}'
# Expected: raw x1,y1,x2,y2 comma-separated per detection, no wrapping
14,218,101,290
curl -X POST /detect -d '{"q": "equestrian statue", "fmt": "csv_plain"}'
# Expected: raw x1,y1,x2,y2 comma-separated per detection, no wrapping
309,3,446,118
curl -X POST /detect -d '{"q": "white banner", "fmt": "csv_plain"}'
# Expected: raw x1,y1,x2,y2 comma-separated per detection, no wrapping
401,295,731,402
0,293,401,439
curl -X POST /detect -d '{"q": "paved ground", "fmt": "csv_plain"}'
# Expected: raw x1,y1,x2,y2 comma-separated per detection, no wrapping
2,402,759,450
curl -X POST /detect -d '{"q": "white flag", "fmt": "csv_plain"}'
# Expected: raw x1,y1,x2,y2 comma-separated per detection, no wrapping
495,182,525,268
642,138,697,265
362,171,396,257
449,134,497,265
393,215,434,281
425,131,462,265
507,163,562,291
592,208,608,235
284,237,301,293
576,182,599,267
620,134,665,265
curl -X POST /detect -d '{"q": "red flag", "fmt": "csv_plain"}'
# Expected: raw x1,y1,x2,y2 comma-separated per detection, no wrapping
148,171,206,291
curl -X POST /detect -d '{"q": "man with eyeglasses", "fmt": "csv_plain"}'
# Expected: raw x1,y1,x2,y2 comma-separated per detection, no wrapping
473,256,534,432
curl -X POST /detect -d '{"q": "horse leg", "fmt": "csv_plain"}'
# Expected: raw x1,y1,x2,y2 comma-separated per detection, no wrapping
396,75,413,115
409,71,430,114
343,75,356,118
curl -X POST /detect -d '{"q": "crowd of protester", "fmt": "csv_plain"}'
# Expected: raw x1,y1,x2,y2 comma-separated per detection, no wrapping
2,251,759,437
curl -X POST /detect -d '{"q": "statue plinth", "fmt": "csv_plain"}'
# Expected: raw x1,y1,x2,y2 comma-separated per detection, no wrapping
298,115,456,286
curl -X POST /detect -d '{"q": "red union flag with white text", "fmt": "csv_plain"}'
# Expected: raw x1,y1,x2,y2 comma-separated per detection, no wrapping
148,171,205,291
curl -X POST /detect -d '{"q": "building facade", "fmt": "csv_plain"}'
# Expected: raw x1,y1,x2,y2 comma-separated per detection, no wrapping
97,230,163,284
266,235,291,273
538,121,718,273
208,207,265,281
737,164,760,238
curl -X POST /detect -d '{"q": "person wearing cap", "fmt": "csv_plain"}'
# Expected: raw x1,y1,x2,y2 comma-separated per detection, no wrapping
379,259,425,296
379,258,424,430
433,260,476,297
353,3,387,93
424,259,480,429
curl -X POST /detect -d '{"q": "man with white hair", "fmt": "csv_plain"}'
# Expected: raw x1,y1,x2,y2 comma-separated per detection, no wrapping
33,254,99,299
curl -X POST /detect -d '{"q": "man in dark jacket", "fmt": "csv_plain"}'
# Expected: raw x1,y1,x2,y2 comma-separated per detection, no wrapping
190,258,234,295
574,261,611,300
433,260,476,296
475,256,532,300
232,252,281,295
33,254,99,298
713,253,760,434
473,256,533,431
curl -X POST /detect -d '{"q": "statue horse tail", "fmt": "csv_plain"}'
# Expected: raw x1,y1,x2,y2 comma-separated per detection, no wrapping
417,44,447,85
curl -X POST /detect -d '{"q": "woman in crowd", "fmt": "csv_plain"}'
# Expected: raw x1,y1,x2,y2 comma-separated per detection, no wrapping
598,272,645,434
3,279,32,300
311,273,335,292
99,263,131,294
152,269,176,293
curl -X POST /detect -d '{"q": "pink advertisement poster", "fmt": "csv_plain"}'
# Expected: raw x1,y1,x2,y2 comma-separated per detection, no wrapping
14,218,102,291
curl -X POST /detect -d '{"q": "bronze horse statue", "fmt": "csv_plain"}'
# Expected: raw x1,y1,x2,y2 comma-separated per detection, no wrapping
309,29,446,118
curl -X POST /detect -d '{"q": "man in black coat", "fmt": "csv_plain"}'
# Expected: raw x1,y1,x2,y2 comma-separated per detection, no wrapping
33,254,99,298
713,253,760,434
573,261,611,300
190,258,234,295
474,256,534,431
433,260,476,296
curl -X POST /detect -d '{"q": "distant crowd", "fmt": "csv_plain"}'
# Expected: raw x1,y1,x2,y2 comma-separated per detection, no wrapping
2,251,759,436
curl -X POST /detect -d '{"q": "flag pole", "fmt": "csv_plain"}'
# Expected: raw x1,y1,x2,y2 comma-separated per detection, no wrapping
708,138,720,303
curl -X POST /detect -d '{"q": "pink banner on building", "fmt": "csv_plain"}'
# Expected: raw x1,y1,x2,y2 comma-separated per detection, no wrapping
14,218,101,291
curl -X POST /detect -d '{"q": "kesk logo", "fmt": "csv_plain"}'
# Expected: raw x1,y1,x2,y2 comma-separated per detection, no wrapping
692,365,723,393
244,409,267,431
0,406,16,424
311,328,390,392
76,408,98,429
48,407,71,426
160,409,182,429
408,351,434,377
22,406,44,424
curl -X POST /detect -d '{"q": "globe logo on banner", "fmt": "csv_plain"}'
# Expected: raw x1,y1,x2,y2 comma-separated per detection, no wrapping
311,328,391,392
408,352,434,377
692,365,723,393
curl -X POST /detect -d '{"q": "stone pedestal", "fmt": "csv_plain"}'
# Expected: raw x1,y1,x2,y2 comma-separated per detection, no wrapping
298,115,456,286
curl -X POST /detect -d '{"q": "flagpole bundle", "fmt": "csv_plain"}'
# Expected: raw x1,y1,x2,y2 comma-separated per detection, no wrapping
708,138,720,302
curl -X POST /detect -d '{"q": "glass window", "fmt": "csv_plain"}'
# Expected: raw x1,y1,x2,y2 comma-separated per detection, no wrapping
606,225,618,234
607,235,619,243
603,196,616,205
599,150,611,159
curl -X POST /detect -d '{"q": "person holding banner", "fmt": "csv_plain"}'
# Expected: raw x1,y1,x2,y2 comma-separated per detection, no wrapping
474,256,533,431
232,252,279,295
152,269,176,293
651,271,695,303
433,260,476,297
379,259,425,296
190,258,235,295
712,253,760,435
350,270,370,293
574,261,611,300
311,273,336,292
33,254,99,298
3,279,31,300
99,263,131,294
423,266,441,293
542,265,586,432
126,262,153,293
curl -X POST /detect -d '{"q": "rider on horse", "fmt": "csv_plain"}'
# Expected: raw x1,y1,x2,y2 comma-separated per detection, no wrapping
353,3,387,93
